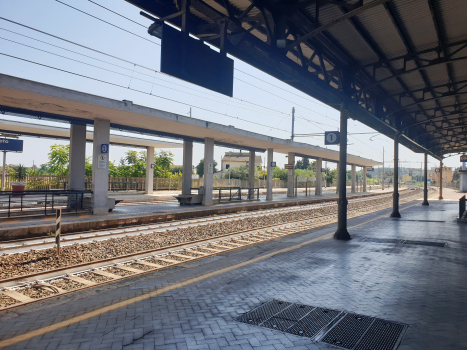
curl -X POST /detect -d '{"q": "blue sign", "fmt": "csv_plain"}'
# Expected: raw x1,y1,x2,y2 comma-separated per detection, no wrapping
325,131,340,145
0,138,23,152
101,144,109,153
271,162,276,167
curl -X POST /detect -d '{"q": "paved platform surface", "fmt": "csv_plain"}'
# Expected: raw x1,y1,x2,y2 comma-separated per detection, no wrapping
0,188,463,350
0,187,396,230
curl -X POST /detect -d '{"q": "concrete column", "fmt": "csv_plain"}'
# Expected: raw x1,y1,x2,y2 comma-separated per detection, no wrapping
266,148,273,201
145,146,154,194
248,151,255,199
287,152,295,197
92,118,110,215
335,103,350,240
439,160,443,200
362,166,367,192
336,163,339,194
351,164,356,193
2,151,6,191
390,133,401,218
182,141,193,195
315,158,322,195
69,124,86,191
203,138,214,206
423,153,429,205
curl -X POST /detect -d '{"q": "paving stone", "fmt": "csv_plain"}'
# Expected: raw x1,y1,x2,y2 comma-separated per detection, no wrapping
0,195,465,350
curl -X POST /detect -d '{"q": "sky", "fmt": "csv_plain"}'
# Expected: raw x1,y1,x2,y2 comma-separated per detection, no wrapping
0,0,457,172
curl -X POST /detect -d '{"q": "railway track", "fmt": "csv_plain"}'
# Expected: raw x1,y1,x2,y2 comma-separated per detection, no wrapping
0,190,424,311
0,192,398,252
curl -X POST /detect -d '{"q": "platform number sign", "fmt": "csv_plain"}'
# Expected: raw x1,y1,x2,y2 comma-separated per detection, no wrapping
461,155,467,162
325,131,340,145
271,162,276,168
435,168,440,174
101,144,109,154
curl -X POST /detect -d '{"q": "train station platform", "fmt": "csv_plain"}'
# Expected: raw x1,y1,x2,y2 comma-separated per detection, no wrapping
0,187,397,240
0,188,464,350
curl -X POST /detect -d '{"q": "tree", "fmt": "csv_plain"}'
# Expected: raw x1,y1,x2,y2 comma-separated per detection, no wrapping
154,150,175,178
118,150,146,177
48,144,69,176
272,167,288,181
296,158,310,170
196,159,218,177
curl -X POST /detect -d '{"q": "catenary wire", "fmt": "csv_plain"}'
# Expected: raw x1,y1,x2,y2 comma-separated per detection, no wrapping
0,52,290,133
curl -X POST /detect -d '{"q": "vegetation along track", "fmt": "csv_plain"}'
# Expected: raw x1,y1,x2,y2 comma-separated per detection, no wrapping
0,190,423,311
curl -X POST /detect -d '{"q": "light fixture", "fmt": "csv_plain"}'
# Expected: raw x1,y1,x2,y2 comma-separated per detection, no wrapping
148,22,163,39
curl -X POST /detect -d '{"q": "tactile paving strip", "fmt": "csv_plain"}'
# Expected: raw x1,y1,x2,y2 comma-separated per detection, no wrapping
236,300,407,350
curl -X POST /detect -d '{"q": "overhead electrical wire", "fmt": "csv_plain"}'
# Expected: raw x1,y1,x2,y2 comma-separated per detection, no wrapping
0,52,290,133
0,27,294,121
0,15,339,129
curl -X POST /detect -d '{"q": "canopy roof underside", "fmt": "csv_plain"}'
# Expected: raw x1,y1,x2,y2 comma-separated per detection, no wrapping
127,0,467,159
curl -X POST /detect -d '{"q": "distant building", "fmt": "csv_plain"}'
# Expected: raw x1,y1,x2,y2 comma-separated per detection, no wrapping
221,152,262,172
428,166,453,183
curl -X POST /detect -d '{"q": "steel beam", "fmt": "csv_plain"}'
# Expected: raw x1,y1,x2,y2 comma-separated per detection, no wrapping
390,132,401,218
334,102,351,240
423,152,429,206
439,160,443,200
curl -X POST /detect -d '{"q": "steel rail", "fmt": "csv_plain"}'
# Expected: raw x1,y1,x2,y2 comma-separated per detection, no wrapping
0,190,424,312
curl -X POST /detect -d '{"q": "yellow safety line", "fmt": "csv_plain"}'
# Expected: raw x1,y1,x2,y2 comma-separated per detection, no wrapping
0,197,430,348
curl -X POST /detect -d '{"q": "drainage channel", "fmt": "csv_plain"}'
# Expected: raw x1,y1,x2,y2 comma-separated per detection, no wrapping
236,299,408,350
361,237,446,247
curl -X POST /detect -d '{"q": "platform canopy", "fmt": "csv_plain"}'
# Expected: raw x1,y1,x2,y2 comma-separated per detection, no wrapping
0,118,182,149
126,0,467,160
0,74,380,166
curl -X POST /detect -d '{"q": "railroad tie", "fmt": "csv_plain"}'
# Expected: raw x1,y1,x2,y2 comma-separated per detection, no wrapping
134,261,164,268
170,253,195,260
114,265,142,273
66,276,96,286
2,290,34,302
93,270,121,279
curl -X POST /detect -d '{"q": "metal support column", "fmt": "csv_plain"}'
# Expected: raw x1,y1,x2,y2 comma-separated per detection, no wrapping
1,151,6,191
439,160,443,200
334,103,351,240
422,153,429,205
390,133,401,218
336,162,339,194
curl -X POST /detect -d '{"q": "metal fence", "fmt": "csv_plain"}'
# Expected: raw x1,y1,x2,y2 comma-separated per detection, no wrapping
0,190,92,218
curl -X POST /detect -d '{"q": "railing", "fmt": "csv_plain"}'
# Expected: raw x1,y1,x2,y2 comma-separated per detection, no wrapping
460,195,466,219
0,190,92,218
216,187,241,203
245,188,260,200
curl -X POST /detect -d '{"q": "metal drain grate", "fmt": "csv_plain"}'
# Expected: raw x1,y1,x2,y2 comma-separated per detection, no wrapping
354,319,405,350
236,300,407,350
361,237,445,247
261,317,297,331
321,313,373,349
275,303,315,321
287,307,341,338
236,299,292,325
